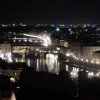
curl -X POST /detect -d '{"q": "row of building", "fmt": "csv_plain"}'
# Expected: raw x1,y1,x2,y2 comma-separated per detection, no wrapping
69,42,100,64
0,32,100,65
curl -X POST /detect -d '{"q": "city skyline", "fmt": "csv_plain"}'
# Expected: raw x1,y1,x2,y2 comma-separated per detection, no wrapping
0,0,100,24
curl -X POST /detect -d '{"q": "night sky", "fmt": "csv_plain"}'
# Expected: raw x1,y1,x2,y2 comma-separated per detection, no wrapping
0,0,100,24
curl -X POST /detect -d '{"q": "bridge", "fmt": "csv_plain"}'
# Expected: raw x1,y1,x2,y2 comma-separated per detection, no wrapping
12,33,51,47
11,33,67,62
64,55,100,73
11,33,100,74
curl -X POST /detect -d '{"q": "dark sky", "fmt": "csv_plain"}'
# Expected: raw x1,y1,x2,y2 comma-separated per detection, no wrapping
0,0,100,24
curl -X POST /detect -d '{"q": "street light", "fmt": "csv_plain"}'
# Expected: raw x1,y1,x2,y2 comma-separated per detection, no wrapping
91,60,94,63
73,55,75,58
76,57,79,60
96,61,99,64
81,58,83,61
85,59,89,62
70,53,73,56
66,53,70,57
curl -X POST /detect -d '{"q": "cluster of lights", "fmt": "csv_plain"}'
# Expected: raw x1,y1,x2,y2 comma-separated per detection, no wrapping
66,52,100,78
13,37,44,44
70,67,79,78
88,71,100,78
66,52,100,65
13,37,28,42
0,51,12,63
70,68,100,79
23,34,51,47
88,72,94,78
46,53,58,63
1,24,8,27
42,34,51,47
6,52,13,62
70,71,78,78
10,77,16,82
46,53,58,73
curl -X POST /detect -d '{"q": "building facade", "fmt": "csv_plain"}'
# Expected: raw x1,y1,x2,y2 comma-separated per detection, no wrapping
70,42,100,64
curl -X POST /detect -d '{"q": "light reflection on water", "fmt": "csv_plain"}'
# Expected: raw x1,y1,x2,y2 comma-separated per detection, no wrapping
26,58,60,74
27,59,30,67
25,53,60,73
46,53,59,73
15,54,100,79
36,59,39,71
14,53,67,74
15,53,79,77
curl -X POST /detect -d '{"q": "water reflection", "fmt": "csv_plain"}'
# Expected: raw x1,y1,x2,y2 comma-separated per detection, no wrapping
36,59,39,71
14,54,100,79
14,53,71,74
66,65,68,71
13,53,64,73
46,53,59,73
27,59,31,67
25,53,60,74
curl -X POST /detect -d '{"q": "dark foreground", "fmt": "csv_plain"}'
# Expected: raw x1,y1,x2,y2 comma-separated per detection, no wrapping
0,67,100,100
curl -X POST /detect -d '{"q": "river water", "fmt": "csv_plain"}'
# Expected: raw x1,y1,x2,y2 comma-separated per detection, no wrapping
14,53,68,73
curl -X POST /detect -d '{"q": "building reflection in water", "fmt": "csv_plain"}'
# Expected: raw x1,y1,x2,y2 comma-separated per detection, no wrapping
46,53,59,73
27,59,31,67
26,53,60,74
